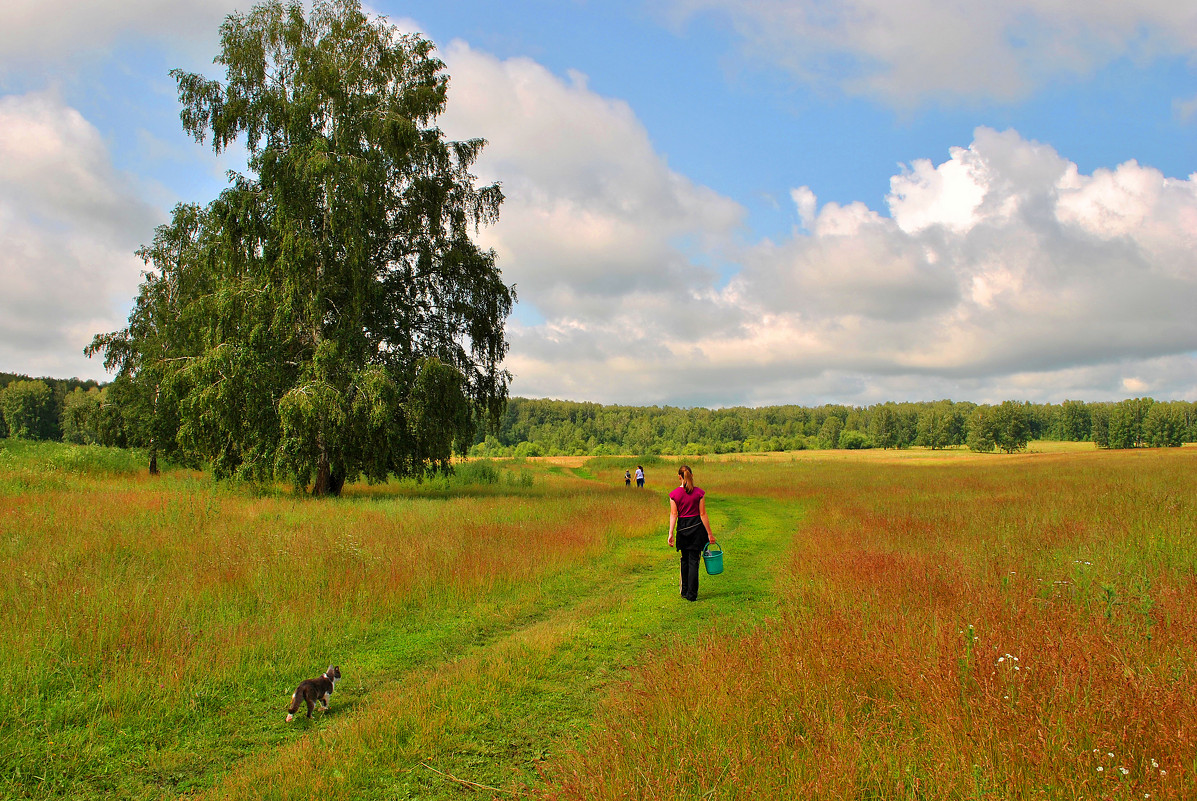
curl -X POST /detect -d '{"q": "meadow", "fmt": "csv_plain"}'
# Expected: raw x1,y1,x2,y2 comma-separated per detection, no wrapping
1,440,1194,799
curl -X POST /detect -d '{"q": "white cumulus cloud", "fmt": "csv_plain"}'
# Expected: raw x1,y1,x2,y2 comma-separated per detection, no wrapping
0,0,239,73
437,42,746,401
699,126,1197,402
0,91,161,378
434,93,1197,404
668,0,1197,105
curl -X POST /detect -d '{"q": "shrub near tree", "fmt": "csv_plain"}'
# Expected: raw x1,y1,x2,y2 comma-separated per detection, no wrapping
838,429,873,450
88,0,513,494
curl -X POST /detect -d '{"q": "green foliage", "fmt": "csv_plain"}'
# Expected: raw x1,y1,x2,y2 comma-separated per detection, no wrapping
1143,401,1186,447
916,400,966,449
454,459,500,485
967,402,1030,453
513,440,543,458
869,404,901,449
0,379,53,439
0,372,106,442
1053,399,1091,441
1097,397,1195,450
839,429,873,450
966,406,997,453
818,414,842,449
60,388,98,444
85,202,208,470
1092,398,1160,449
474,396,1192,457
992,400,1031,453
58,387,123,446
0,438,147,483
88,0,512,494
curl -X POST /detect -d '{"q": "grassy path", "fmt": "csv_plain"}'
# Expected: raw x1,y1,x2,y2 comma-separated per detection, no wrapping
202,479,806,799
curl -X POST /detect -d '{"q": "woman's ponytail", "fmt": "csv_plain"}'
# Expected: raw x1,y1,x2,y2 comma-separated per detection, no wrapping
679,465,694,492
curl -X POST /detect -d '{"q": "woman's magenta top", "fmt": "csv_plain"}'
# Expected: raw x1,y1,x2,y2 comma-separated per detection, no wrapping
669,485,705,517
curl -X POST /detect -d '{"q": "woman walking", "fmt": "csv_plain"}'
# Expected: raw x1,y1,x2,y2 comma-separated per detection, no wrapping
667,464,716,602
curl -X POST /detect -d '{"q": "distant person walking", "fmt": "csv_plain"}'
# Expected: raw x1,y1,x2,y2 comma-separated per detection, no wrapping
635,465,645,488
625,469,632,488
667,464,716,602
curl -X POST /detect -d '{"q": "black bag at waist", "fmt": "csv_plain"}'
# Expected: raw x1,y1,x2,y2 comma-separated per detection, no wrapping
675,515,709,551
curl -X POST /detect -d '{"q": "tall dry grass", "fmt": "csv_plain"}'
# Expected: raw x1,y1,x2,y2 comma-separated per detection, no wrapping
547,448,1197,799
0,443,658,798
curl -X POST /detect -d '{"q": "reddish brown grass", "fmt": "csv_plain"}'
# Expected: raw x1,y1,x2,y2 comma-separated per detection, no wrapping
546,448,1197,799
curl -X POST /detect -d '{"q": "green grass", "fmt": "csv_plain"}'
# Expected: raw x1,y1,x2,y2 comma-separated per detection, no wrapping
0,446,800,799
183,463,804,800
4,444,1195,799
0,438,150,494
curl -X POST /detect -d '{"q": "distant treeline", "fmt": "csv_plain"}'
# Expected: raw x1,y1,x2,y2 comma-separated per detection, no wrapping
2,371,1193,457
470,396,1197,456
0,372,116,444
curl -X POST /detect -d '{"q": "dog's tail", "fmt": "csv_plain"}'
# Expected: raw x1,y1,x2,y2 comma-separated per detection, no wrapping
285,691,300,722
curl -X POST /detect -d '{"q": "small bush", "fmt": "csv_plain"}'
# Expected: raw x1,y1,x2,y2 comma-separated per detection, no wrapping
839,430,873,450
505,470,534,488
454,460,500,486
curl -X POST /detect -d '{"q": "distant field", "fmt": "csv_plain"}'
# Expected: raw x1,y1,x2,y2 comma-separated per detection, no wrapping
1,440,1194,799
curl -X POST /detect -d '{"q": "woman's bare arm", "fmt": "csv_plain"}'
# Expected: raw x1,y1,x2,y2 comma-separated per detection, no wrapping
668,498,678,547
699,496,715,544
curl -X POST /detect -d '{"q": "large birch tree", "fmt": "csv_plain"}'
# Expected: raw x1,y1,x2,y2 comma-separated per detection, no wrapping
90,0,512,494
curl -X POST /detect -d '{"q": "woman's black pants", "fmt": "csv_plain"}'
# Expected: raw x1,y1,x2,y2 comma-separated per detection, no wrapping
679,549,702,601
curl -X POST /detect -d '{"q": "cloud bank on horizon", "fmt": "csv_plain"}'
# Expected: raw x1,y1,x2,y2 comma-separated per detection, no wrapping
1,0,1194,407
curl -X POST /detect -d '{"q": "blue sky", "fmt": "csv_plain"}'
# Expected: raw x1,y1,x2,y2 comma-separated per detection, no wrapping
1,0,1196,407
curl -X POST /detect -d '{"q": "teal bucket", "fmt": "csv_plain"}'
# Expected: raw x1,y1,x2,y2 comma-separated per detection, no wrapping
702,544,724,575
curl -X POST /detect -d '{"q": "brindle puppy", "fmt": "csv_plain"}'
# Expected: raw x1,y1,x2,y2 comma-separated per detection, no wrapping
286,665,341,722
